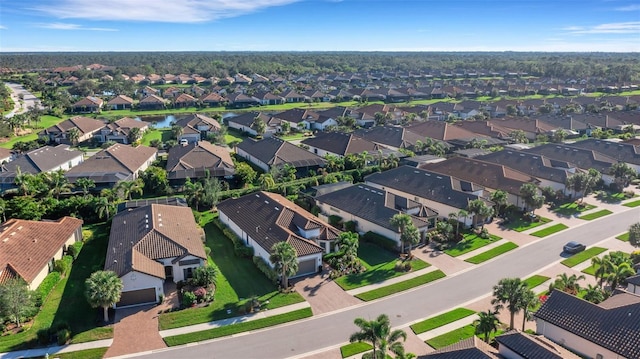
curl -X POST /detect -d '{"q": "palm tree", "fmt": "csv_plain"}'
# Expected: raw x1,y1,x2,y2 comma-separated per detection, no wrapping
509,130,529,144
520,288,539,331
491,278,527,330
252,116,266,136
474,310,500,343
604,262,635,291
127,127,142,144
95,197,115,220
390,213,419,254
490,190,508,217
183,177,205,210
583,284,606,304
68,128,80,146
116,179,144,200
628,222,640,248
269,241,298,290
85,270,123,323
76,177,96,197
45,169,73,200
467,199,493,229
455,209,468,239
349,314,406,359
591,256,609,288
171,124,184,140
552,273,585,295
258,173,276,190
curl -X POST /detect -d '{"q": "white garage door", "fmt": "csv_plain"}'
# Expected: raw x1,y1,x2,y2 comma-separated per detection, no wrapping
295,259,317,277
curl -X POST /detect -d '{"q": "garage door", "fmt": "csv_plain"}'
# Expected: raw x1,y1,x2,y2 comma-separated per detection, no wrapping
117,288,156,307
295,259,317,277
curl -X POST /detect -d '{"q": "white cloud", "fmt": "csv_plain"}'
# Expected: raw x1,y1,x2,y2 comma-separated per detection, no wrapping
0,25,6,30
34,0,299,23
562,21,640,34
615,4,640,11
37,22,118,31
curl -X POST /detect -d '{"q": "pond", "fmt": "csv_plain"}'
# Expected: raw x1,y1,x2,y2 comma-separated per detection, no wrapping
135,112,237,128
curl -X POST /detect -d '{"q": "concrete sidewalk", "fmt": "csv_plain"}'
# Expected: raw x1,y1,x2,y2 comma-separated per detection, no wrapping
0,339,112,359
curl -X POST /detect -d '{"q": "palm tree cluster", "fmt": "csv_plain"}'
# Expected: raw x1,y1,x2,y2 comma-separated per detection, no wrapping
349,314,412,359
390,213,420,254
565,169,601,202
491,277,539,331
591,251,635,293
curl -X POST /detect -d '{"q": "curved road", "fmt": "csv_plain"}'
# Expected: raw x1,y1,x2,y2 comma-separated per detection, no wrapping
135,207,640,359
3,83,42,118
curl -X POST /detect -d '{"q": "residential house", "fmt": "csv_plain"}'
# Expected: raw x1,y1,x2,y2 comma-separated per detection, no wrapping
406,120,495,149
40,116,105,145
165,141,235,185
65,144,157,188
365,166,490,226
226,93,260,108
226,111,278,137
138,95,167,110
568,138,640,173
423,336,499,358
534,290,640,359
354,126,423,152
495,330,581,359
487,117,558,142
106,95,135,110
174,114,221,143
301,132,383,158
627,274,640,295
199,92,226,107
104,204,206,307
0,217,83,290
0,145,84,192
173,93,197,108
273,108,320,131
280,89,307,103
236,137,325,176
71,96,104,113
315,184,437,248
253,91,285,106
140,86,159,97
421,157,540,209
218,191,341,277
96,117,149,144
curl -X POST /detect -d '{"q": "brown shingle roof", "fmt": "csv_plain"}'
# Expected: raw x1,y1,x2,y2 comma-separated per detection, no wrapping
301,132,381,156
0,217,83,285
40,116,104,137
166,141,235,179
107,95,134,106
65,144,156,183
407,121,481,141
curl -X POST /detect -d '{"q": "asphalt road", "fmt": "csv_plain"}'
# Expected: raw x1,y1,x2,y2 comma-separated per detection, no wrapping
133,207,640,359
3,82,42,118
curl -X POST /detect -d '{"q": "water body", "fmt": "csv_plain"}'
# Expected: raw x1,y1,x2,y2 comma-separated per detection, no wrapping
135,112,237,128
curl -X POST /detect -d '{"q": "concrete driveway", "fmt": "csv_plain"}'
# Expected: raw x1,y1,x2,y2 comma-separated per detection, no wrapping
293,266,361,315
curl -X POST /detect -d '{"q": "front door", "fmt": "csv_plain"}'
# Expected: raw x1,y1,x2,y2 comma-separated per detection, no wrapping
164,266,173,279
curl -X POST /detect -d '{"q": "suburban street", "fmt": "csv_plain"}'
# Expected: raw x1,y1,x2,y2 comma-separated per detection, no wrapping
3,82,42,118
130,206,640,359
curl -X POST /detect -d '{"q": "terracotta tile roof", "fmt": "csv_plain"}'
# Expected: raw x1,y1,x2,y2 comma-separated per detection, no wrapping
301,132,381,157
174,93,196,103
0,217,83,285
534,290,640,358
139,94,167,104
174,114,221,133
236,137,325,169
166,141,235,179
73,96,103,107
424,336,498,358
218,191,340,257
107,95,134,106
104,204,206,278
40,116,105,137
65,144,156,184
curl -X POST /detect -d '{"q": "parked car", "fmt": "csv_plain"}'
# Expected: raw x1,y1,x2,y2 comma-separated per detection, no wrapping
563,241,586,254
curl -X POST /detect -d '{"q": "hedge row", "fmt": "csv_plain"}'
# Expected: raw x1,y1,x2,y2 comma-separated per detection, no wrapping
213,218,254,258
253,256,278,284
361,231,398,252
36,271,61,302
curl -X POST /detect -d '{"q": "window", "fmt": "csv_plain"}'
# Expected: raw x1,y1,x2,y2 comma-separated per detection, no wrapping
183,267,194,280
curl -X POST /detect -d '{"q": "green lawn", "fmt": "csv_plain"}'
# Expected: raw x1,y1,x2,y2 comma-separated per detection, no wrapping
464,242,518,264
0,223,113,352
163,308,312,346
30,348,108,359
426,325,503,349
355,270,446,301
334,242,430,291
523,275,550,289
530,223,569,238
276,132,312,141
578,209,613,221
158,218,305,330
340,342,373,358
443,233,501,257
503,216,551,232
595,191,631,203
553,202,596,216
582,265,597,276
224,129,245,146
623,199,640,208
0,115,65,149
140,128,172,146
561,247,607,268
410,308,475,334
617,232,629,242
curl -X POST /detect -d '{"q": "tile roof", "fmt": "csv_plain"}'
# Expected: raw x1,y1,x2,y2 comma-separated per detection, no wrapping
40,116,105,137
104,204,206,278
217,191,340,257
0,217,83,285
477,149,574,184
101,117,148,137
423,336,498,359
139,94,167,104
0,145,83,175
236,137,326,169
534,290,640,358
65,144,156,183
73,96,103,107
354,126,423,149
166,141,235,179
107,95,134,105
274,108,320,124
569,138,640,166
406,121,482,141
524,143,617,172
495,330,575,359
301,132,381,157
174,114,222,133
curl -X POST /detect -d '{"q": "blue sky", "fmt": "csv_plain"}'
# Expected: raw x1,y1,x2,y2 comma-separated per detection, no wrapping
0,0,638,52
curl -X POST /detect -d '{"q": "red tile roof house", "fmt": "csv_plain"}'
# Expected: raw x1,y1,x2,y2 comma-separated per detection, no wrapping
138,94,168,110
71,96,104,113
96,117,149,144
104,204,206,307
218,191,341,278
0,217,83,290
39,116,105,145
106,95,135,110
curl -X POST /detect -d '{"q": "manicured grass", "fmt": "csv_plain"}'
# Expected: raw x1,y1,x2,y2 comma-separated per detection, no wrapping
582,265,597,276
0,115,65,149
623,199,640,208
0,223,113,352
334,242,430,291
523,275,550,289
579,209,612,221
410,308,475,334
140,128,172,146
464,242,518,264
340,342,373,358
443,233,501,257
355,270,446,301
561,247,607,268
530,223,569,238
164,308,312,346
503,216,551,232
277,132,312,141
158,218,305,330
31,348,109,359
616,232,629,242
426,325,503,349
553,202,596,216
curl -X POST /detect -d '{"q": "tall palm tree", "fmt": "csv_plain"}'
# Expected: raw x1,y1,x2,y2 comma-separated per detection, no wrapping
591,256,608,288
583,284,606,304
269,241,298,290
258,173,276,190
85,270,123,323
490,190,508,218
45,169,73,200
628,222,640,248
75,177,96,197
467,199,493,229
390,213,419,254
183,177,205,210
474,310,500,343
491,278,527,330
349,314,406,359
127,127,142,144
95,197,115,220
116,179,144,200
520,288,539,331
67,127,80,146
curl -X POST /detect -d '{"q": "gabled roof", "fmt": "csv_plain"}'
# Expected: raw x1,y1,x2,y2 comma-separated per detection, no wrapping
524,143,617,172
488,117,558,134
200,92,225,103
421,157,539,195
174,93,196,103
107,95,134,106
139,94,167,104
40,116,104,136
174,113,221,133
354,126,423,149
274,108,320,124
569,138,640,166
406,121,482,141
101,117,148,137
477,149,574,184
534,290,640,359
236,137,325,169
495,330,580,359
166,141,235,179
73,96,103,107
65,144,156,183
424,336,498,359
104,204,206,279
0,145,83,178
218,191,340,257
0,217,83,285
301,132,381,156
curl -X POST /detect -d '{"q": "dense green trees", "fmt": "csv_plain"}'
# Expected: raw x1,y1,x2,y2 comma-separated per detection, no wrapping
0,279,36,328
390,213,420,254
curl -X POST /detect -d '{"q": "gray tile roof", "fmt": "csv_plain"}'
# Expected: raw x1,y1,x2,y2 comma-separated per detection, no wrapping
301,132,381,157
534,290,640,358
569,138,640,166
423,336,498,359
236,137,326,169
495,331,566,359
0,145,82,174
524,143,617,173
477,149,574,184
354,126,423,149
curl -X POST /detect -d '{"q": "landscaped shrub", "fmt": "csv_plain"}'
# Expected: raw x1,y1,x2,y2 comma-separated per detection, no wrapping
56,329,70,345
344,221,357,233
36,271,61,302
182,291,197,307
213,218,254,258
192,266,217,287
37,327,51,345
234,243,254,258
253,256,278,283
328,215,343,228
362,231,398,252
67,241,83,260
192,287,207,302
479,227,490,239
53,255,73,276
